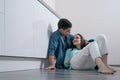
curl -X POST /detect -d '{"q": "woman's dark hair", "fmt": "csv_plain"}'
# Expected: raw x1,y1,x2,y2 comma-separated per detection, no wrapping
58,18,72,29
72,34,87,49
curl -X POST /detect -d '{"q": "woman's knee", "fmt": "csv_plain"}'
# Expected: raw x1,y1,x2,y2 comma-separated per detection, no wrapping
96,34,107,42
88,42,98,49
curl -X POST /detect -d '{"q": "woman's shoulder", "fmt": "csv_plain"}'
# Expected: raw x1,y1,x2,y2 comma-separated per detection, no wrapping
67,48,78,52
66,48,72,52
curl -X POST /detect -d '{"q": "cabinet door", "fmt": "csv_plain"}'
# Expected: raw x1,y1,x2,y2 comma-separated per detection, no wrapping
0,0,4,13
5,0,34,57
32,1,58,58
0,14,4,55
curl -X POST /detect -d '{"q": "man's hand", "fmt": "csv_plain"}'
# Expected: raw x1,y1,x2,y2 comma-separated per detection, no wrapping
45,65,56,70
45,56,55,70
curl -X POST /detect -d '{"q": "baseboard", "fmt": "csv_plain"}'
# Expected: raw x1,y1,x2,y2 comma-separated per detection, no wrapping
110,65,120,67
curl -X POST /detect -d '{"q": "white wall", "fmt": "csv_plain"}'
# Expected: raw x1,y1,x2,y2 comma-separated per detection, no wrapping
55,0,120,65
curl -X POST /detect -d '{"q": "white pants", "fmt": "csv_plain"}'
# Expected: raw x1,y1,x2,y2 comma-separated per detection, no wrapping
71,34,108,69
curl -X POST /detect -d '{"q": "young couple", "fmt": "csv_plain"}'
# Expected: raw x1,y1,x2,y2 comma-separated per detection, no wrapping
45,18,116,74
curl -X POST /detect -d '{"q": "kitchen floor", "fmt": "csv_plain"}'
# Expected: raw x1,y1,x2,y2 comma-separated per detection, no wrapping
0,67,119,80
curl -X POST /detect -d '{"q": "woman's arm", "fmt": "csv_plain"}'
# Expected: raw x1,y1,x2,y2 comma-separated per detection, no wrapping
64,49,71,68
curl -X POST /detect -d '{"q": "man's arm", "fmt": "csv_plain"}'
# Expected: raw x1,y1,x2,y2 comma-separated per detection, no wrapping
45,32,58,70
45,56,56,70
49,56,55,66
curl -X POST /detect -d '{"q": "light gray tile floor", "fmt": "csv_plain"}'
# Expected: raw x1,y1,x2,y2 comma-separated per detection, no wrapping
0,67,120,80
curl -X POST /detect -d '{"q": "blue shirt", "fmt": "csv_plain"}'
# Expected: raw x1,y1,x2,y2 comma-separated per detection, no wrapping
48,30,73,69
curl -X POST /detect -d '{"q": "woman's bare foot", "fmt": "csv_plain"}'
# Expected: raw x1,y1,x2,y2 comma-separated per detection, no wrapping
107,66,117,72
95,58,114,74
98,67,114,74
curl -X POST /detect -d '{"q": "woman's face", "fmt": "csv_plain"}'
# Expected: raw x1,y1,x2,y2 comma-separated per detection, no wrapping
72,34,81,46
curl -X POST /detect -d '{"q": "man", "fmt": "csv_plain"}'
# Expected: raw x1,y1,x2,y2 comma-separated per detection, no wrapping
45,18,73,70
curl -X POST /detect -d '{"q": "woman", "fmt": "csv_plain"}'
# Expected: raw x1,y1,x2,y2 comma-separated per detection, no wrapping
64,34,116,74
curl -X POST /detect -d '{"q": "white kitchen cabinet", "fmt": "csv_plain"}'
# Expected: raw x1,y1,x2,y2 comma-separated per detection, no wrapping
32,0,58,58
5,0,34,57
4,0,59,58
0,14,4,55
0,0,4,13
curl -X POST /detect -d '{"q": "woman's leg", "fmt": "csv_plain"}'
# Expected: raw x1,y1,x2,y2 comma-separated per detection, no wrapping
71,52,96,69
96,57,114,74
95,34,108,56
88,42,114,74
95,34,116,72
101,54,116,72
71,42,114,74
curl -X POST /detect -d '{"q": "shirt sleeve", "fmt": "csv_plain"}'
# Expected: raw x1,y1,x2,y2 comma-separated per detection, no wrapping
47,34,58,56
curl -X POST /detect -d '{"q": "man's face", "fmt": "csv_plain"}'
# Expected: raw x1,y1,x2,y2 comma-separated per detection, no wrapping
60,28,71,36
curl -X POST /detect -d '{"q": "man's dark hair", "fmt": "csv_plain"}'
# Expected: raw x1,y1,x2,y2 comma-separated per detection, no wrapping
58,18,72,29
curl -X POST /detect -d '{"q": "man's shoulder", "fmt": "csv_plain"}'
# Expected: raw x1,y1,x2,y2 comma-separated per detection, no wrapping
52,30,59,35
68,34,73,36
50,30,60,39
67,34,74,39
